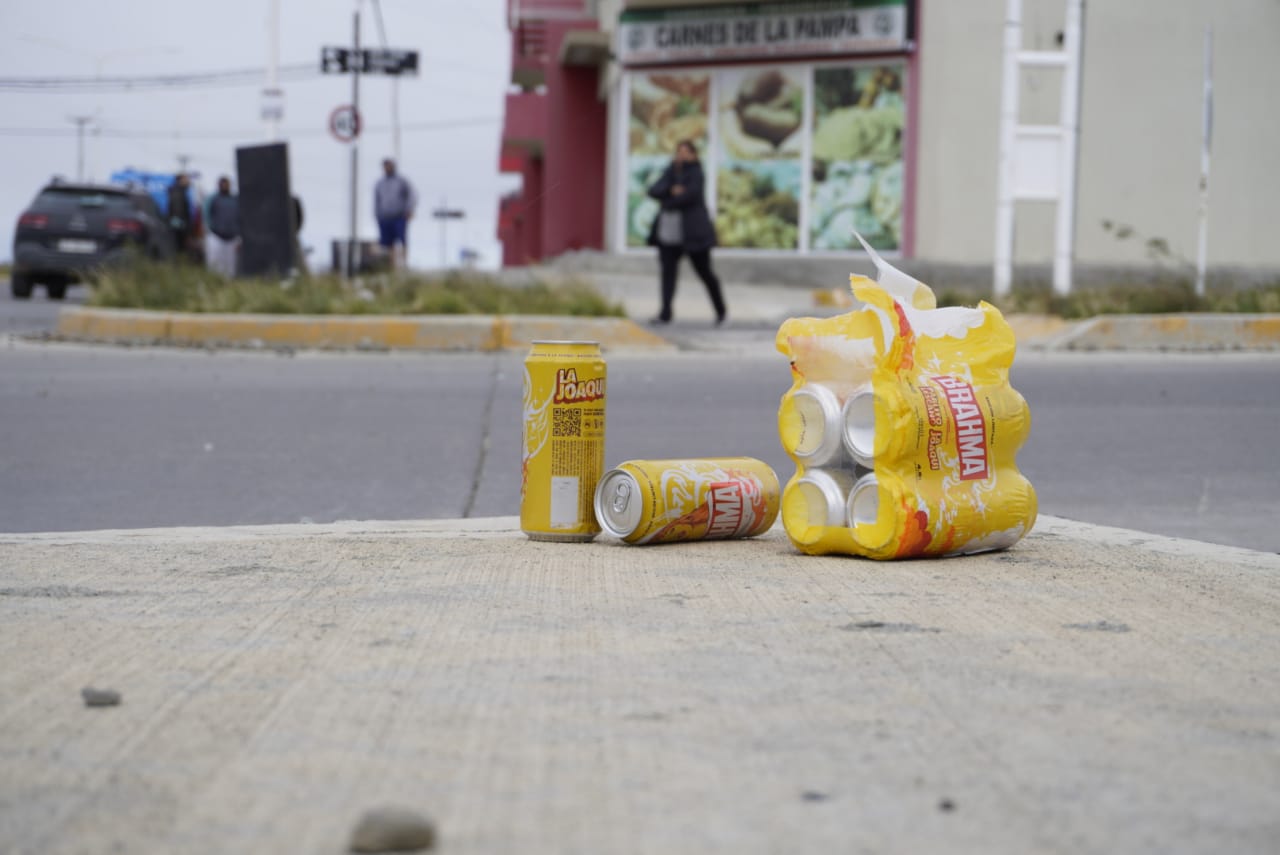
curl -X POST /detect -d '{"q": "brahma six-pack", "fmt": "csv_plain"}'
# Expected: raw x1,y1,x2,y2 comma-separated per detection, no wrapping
776,238,1037,560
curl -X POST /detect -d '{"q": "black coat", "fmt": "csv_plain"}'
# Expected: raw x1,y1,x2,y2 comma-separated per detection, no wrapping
646,161,717,252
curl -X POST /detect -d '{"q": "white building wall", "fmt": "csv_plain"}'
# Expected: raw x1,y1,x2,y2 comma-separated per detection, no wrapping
917,0,1280,268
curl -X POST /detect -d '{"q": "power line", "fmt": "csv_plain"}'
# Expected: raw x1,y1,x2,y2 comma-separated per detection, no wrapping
0,63,321,92
371,0,389,45
0,116,501,141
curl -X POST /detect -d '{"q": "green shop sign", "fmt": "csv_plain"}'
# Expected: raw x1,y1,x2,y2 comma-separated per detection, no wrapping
617,1,912,66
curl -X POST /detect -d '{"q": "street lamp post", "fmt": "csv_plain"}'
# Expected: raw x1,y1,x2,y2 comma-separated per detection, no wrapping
432,204,465,269
68,115,95,181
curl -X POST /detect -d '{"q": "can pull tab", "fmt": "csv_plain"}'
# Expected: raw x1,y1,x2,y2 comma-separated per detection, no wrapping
611,481,632,513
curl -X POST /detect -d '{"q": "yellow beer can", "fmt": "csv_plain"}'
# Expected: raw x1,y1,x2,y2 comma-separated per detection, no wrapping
521,341,607,541
593,458,780,545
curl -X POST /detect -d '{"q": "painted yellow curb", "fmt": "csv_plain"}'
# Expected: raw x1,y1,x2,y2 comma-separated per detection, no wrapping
56,308,674,352
1063,313,1280,350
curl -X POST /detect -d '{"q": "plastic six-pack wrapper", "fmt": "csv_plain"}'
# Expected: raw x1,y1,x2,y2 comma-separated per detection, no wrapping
775,236,1037,560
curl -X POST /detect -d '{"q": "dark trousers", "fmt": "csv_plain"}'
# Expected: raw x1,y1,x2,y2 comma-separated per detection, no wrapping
657,245,726,322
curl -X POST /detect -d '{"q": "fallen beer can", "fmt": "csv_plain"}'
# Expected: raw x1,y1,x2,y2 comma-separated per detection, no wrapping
594,458,780,545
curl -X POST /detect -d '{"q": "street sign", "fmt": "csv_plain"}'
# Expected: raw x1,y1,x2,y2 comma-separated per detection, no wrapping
321,46,353,74
363,48,419,76
328,105,362,142
260,88,284,122
321,46,419,76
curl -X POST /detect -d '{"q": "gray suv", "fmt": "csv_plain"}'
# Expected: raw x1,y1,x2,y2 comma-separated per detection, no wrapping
11,181,176,299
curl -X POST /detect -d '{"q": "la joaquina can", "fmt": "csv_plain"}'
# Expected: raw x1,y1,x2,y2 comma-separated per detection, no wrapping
521,341,606,542
594,458,780,545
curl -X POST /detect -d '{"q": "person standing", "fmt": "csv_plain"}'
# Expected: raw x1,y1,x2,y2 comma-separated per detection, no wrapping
646,139,727,327
166,173,194,259
374,158,417,270
204,175,239,277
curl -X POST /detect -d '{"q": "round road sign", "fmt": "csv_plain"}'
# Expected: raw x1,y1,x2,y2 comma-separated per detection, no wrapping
328,105,362,142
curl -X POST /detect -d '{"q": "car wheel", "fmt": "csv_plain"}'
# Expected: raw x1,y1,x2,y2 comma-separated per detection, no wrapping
46,280,68,300
10,274,34,299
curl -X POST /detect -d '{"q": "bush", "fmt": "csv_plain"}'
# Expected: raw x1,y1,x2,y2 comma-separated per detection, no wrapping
985,278,1280,319
87,258,626,318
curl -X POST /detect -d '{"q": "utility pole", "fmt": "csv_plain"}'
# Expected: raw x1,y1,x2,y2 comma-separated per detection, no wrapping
69,115,94,182
264,0,282,140
1195,26,1214,298
348,2,362,278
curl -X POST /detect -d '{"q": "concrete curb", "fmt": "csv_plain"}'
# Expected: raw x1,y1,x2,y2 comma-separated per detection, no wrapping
1049,313,1280,351
5,514,1277,569
804,294,1280,352
55,307,675,352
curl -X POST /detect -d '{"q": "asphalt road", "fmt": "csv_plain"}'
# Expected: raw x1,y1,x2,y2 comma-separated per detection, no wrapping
2,308,1278,551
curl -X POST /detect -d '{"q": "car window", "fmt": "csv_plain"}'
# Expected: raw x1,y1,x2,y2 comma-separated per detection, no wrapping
34,188,135,214
130,195,162,218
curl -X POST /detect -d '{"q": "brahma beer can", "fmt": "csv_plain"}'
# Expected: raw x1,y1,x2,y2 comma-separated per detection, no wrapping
593,458,780,545
521,341,607,541
778,382,846,466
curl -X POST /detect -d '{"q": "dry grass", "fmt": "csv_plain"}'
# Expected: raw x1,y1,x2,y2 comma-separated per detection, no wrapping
86,258,625,318
937,278,1280,318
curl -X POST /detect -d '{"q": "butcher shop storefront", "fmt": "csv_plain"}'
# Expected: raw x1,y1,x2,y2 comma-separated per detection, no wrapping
614,0,917,256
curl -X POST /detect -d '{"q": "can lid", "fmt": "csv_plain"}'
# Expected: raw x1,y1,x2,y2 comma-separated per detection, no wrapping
847,473,880,528
785,384,843,464
842,389,878,467
594,469,642,538
801,468,856,526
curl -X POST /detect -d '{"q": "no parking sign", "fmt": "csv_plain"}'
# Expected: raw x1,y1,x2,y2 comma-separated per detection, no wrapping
328,105,361,142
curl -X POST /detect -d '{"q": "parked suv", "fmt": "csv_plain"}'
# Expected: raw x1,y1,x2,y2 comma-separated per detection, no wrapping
10,180,176,299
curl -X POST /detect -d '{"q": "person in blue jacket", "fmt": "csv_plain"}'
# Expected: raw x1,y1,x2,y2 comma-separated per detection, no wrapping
646,139,727,327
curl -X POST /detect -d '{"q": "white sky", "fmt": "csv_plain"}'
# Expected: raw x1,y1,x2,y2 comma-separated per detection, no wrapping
0,0,519,270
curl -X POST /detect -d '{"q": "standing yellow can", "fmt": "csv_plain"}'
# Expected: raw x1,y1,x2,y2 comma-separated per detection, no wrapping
521,341,607,541
593,458,780,545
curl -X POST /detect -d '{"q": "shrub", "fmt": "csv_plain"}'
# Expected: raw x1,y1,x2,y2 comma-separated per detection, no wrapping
87,258,626,318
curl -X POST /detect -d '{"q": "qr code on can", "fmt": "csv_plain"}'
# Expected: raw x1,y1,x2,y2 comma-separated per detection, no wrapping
552,407,581,437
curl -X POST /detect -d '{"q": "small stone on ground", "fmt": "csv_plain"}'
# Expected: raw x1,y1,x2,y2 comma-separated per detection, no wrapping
80,687,121,707
349,807,436,852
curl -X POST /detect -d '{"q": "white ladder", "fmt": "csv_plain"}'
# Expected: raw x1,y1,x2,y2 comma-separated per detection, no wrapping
993,0,1085,297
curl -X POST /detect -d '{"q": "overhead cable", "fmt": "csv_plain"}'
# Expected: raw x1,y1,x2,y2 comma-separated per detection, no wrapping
0,63,321,92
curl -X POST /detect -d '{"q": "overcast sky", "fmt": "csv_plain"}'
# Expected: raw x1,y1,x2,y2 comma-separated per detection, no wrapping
0,0,517,270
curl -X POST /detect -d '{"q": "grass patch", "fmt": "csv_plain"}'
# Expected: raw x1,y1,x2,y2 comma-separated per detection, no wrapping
937,277,1280,319
86,258,626,318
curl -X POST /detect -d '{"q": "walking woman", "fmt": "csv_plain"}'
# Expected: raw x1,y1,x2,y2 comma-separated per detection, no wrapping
646,139,727,326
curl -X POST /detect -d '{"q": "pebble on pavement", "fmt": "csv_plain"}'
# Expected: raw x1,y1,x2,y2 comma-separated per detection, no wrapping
349,807,437,852
80,687,121,707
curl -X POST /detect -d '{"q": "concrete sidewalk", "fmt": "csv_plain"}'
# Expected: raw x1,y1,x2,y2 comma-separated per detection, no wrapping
2,515,1277,853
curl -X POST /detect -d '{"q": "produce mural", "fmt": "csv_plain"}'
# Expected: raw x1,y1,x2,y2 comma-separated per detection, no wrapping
716,67,804,250
810,64,905,251
625,72,710,248
623,61,907,253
